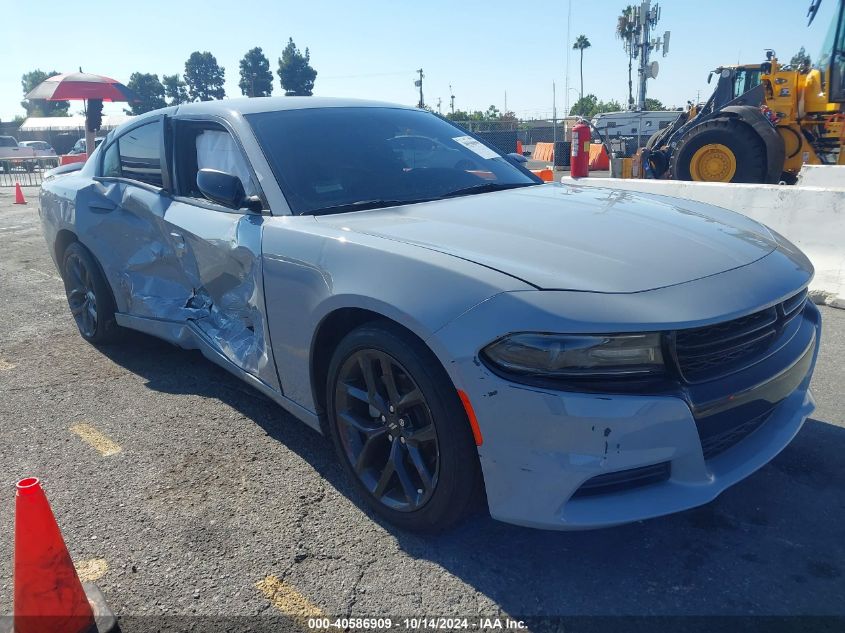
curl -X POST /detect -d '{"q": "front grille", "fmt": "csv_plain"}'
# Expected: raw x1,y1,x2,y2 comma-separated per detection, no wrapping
571,462,670,498
674,289,807,383
699,409,774,459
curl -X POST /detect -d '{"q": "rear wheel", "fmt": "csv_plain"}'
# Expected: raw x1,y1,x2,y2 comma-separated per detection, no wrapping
671,118,767,183
61,242,122,344
326,322,481,531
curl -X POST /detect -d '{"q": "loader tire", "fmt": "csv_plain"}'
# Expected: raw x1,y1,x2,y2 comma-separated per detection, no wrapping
671,118,767,183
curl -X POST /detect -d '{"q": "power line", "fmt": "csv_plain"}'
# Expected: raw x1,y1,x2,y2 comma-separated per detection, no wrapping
319,70,415,80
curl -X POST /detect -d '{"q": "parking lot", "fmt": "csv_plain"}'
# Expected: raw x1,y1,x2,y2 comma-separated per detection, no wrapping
1,185,844,631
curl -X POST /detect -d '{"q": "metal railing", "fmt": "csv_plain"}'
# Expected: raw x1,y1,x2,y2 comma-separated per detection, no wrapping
0,157,60,187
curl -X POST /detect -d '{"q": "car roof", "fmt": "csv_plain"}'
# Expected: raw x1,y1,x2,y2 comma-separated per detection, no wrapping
111,97,420,134
172,96,413,117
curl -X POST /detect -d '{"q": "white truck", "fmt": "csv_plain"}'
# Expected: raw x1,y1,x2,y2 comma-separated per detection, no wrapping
0,136,37,173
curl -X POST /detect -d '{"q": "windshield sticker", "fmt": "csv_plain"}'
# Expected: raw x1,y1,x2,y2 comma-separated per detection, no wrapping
452,135,499,160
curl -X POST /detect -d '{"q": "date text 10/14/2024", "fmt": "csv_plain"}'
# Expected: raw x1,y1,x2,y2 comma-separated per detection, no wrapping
308,617,528,630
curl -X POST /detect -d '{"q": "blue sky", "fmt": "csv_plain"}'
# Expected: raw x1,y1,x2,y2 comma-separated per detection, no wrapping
1,0,838,122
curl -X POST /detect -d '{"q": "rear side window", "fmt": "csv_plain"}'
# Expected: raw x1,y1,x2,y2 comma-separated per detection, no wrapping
117,121,163,187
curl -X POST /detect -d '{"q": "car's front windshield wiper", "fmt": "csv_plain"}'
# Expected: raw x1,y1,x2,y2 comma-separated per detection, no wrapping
438,182,539,199
304,198,439,216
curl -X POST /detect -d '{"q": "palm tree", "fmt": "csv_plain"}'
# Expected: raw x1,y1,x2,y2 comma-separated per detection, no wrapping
573,35,592,100
616,6,637,108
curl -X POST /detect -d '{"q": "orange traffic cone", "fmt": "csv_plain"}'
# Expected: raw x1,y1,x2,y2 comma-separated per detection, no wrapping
14,182,26,205
13,477,116,633
516,139,524,155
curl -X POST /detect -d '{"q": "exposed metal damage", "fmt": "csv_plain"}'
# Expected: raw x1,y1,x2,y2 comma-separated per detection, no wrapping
73,179,273,386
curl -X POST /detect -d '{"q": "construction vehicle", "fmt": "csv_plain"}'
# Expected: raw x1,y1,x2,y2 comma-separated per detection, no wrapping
644,0,845,183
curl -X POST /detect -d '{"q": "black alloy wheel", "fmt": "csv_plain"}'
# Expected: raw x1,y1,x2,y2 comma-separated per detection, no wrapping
61,242,121,344
334,349,439,512
326,322,482,531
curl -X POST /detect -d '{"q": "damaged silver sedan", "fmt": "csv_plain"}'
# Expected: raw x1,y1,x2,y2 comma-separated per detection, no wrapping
40,98,820,531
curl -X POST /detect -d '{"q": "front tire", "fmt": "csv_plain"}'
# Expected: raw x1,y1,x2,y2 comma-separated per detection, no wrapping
326,321,481,531
61,242,122,344
671,117,767,183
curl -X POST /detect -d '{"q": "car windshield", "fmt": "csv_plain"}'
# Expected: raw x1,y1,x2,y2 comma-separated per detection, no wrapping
246,107,540,215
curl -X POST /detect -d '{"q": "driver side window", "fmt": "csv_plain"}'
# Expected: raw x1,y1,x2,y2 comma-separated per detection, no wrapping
174,122,257,201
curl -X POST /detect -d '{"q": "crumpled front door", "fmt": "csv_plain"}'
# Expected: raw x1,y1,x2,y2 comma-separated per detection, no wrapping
161,200,278,391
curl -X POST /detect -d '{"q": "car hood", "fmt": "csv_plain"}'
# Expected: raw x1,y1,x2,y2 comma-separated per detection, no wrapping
315,183,778,293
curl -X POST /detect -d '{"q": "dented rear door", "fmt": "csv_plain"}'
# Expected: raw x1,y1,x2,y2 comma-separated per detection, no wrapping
83,117,200,321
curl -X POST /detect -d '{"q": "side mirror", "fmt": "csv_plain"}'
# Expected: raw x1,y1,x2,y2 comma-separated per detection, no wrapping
197,168,262,212
507,152,528,164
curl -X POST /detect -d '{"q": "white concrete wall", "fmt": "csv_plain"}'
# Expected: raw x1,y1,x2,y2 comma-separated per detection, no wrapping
560,175,845,308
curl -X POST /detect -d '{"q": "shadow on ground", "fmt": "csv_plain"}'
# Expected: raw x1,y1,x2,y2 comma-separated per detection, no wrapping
99,331,845,625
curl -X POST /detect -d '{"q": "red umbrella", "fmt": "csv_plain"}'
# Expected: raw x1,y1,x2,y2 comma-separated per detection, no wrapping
25,72,138,102
25,72,138,161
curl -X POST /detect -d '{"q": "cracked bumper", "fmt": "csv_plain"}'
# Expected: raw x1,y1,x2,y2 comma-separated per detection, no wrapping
433,298,821,531
472,382,815,530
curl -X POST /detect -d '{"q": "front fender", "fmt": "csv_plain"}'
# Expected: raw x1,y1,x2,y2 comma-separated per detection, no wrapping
260,217,529,411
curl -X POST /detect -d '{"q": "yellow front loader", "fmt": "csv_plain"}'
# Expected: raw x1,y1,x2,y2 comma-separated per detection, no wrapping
645,0,845,183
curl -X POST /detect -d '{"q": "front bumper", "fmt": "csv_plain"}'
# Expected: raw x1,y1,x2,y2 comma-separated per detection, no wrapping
433,295,821,531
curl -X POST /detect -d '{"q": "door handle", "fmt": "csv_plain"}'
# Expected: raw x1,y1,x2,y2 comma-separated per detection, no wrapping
170,232,186,255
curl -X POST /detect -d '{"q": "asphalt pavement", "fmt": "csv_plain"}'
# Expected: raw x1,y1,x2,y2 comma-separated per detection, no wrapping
0,186,843,632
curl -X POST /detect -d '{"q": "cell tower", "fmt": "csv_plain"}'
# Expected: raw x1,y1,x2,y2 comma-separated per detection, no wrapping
632,1,671,110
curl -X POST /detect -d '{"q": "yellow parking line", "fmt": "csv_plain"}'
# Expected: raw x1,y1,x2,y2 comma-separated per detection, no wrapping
256,575,327,627
0,359,15,371
75,558,108,582
69,423,122,457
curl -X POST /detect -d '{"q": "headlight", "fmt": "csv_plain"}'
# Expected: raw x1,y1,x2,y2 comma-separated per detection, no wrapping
481,333,664,378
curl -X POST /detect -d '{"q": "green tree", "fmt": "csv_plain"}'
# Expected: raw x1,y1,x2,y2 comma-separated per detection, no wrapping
184,51,226,102
239,47,274,97
569,94,599,117
277,38,317,96
20,70,70,117
125,73,166,115
573,35,592,100
616,6,637,108
790,46,812,69
644,97,666,111
600,99,623,113
569,95,622,118
446,109,472,121
162,74,189,105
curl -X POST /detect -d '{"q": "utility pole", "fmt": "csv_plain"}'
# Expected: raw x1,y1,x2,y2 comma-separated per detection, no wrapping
552,81,558,145
504,90,508,114
415,68,425,109
564,0,572,117
449,84,455,114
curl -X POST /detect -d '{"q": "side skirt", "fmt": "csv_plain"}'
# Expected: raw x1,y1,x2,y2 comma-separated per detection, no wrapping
114,313,323,434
